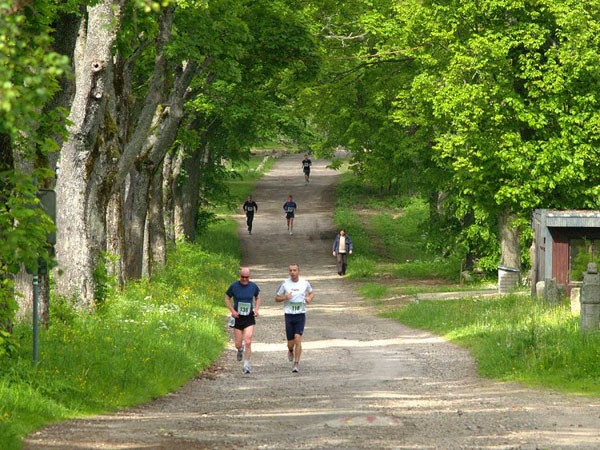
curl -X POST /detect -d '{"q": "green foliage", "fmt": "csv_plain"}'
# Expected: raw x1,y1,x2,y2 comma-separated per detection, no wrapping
385,294,600,394
222,153,278,213
0,2,69,141
308,0,600,272
0,169,57,357
195,210,220,236
570,238,600,282
0,0,67,358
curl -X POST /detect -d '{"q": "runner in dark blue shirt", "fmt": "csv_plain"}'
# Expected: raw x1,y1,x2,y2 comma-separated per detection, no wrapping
283,195,297,235
225,267,261,374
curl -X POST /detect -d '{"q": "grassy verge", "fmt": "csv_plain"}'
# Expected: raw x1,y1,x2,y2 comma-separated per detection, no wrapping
333,171,475,284
335,166,600,396
0,238,237,449
220,149,278,213
0,152,278,449
383,295,600,395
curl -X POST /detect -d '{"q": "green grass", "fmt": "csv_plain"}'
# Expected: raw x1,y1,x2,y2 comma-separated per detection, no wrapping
0,238,238,449
356,283,389,299
333,172,463,281
382,295,600,395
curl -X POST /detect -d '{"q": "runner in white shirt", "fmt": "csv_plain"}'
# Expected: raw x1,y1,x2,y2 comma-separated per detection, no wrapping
275,263,314,373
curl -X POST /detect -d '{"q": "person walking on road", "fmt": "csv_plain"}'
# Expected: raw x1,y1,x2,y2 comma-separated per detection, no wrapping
225,267,261,374
243,195,258,234
283,195,297,235
332,229,353,276
302,154,312,183
275,263,314,373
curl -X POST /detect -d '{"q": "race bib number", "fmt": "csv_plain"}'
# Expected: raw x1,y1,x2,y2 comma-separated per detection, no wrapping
287,207,294,212
289,302,303,313
238,302,251,316
247,206,254,212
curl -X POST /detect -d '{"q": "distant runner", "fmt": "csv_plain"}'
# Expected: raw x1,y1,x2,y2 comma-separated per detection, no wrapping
283,195,297,235
243,195,258,234
302,154,312,183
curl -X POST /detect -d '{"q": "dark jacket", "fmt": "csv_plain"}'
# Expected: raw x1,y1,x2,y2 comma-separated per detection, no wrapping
332,234,353,253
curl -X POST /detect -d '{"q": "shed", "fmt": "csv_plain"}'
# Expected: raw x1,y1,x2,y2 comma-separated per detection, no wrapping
532,209,600,296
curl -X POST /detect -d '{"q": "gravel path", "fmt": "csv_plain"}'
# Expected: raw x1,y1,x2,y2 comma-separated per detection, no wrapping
24,154,600,449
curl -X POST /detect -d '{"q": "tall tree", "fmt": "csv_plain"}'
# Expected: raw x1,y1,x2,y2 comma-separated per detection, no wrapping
51,0,320,305
306,0,600,269
404,0,600,268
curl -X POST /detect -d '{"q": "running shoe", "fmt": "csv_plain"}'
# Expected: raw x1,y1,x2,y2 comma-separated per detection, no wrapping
288,350,294,362
237,347,244,361
243,363,251,374
292,364,299,373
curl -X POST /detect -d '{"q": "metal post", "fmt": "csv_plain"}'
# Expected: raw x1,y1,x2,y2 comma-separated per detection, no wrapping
32,275,39,365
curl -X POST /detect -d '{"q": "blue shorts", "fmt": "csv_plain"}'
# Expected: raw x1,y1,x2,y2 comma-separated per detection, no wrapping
284,313,305,341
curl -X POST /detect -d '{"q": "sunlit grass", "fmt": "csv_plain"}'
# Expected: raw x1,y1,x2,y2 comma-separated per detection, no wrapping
383,294,600,395
0,238,237,449
356,282,389,299
334,172,462,282
220,152,277,214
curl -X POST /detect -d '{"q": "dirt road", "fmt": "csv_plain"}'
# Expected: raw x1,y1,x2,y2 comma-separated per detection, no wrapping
24,155,600,449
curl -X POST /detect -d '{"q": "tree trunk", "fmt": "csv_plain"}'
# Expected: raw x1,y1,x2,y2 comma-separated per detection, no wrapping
173,146,203,241
54,1,124,306
172,147,186,241
123,165,152,280
121,58,198,279
499,210,521,269
106,191,125,290
147,160,167,276
162,151,176,243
